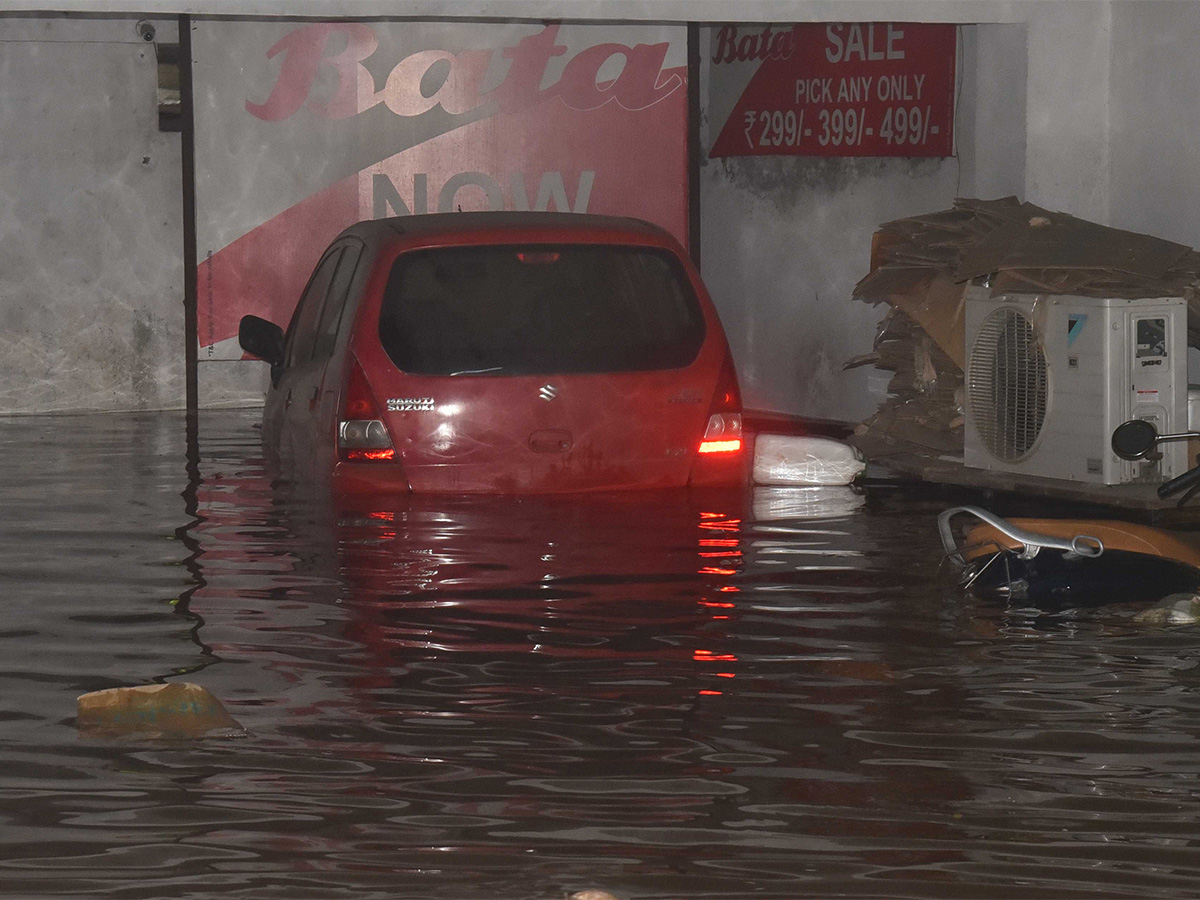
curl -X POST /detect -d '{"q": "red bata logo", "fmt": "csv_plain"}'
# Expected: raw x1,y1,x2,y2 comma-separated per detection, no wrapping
712,25,797,64
247,23,683,122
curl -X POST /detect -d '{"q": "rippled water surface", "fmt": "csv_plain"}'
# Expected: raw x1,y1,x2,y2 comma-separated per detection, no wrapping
5,409,1200,899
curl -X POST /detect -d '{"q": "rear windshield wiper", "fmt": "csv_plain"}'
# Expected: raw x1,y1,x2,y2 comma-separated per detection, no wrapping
448,366,505,376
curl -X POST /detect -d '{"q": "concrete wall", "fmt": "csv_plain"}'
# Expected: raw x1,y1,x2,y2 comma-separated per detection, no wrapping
1023,2,1112,221
0,16,184,414
1109,0,1200,247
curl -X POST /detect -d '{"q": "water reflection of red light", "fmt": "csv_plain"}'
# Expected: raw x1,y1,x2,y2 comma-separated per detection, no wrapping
315,492,751,711
694,650,738,662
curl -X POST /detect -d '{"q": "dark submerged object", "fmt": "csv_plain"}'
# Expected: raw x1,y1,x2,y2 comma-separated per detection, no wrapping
938,504,1200,609
964,543,1200,607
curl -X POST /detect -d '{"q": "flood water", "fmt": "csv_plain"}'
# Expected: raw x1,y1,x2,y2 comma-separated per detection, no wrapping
5,409,1200,899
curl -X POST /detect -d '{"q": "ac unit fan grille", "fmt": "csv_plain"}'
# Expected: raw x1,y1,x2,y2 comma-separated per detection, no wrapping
968,307,1048,462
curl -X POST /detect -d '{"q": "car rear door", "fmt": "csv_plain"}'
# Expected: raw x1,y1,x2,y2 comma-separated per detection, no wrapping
276,240,363,476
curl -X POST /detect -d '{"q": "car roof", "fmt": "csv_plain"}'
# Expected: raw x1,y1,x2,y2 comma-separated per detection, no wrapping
336,211,680,250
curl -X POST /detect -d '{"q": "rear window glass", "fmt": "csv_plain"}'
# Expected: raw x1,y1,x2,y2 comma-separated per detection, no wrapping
377,245,706,376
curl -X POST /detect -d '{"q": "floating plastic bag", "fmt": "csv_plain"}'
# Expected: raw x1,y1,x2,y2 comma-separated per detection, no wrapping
752,434,866,486
77,682,243,738
1134,593,1200,625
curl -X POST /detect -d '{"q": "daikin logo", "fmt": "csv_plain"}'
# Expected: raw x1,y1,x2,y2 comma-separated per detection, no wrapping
538,384,559,401
1067,314,1088,346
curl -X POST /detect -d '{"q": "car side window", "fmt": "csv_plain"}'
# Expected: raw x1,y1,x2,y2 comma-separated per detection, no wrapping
312,241,364,361
283,247,343,368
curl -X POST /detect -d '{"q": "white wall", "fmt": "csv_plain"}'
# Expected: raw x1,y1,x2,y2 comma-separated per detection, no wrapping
1108,0,1200,247
0,16,184,414
1023,2,1113,220
956,23,1027,201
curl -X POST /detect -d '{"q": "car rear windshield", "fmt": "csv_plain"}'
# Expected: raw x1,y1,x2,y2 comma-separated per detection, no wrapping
378,245,707,376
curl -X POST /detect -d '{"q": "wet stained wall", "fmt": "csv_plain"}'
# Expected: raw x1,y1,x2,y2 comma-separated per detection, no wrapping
0,16,185,414
7,408,1200,898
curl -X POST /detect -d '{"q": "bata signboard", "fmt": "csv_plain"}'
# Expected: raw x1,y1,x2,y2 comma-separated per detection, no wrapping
192,22,688,361
709,23,956,158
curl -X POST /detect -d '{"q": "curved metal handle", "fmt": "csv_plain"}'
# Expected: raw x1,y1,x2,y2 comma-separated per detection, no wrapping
937,505,1104,566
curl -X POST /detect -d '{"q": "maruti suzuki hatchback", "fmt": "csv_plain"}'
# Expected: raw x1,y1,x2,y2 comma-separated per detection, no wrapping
238,212,745,494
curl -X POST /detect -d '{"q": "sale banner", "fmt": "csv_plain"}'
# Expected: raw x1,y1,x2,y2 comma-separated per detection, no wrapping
709,23,956,158
192,21,688,360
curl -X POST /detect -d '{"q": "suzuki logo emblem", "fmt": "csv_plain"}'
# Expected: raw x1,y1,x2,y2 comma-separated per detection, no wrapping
538,384,558,401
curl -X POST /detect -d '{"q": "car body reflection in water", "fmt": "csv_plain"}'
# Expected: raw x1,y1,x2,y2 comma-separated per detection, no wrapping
322,489,750,709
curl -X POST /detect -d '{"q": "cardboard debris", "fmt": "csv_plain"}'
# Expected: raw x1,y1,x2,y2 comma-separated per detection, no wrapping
77,682,243,738
848,307,964,457
848,197,1200,461
854,268,967,370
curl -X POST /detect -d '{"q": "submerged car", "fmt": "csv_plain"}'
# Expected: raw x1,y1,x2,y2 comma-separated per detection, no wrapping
238,212,746,494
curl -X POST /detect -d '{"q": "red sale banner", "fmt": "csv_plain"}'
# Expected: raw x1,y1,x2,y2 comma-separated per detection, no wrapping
709,23,956,158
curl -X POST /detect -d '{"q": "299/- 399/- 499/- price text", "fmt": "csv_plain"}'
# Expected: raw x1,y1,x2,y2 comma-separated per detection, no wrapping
743,104,938,150
743,73,939,150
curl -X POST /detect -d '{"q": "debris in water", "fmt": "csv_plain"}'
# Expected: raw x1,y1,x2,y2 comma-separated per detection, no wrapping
77,682,243,738
1134,593,1200,625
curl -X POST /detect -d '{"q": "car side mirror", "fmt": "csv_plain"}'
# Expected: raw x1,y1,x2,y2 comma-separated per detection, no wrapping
239,315,285,368
1111,419,1160,461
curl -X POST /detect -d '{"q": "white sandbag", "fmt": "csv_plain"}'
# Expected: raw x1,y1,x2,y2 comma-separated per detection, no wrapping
751,485,866,521
753,434,866,486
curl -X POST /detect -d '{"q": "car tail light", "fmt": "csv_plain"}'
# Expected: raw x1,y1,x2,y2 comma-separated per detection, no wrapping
339,357,395,462
698,352,743,455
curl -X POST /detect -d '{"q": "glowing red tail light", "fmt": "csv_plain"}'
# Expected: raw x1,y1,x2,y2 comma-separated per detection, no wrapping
699,351,743,455
339,357,395,462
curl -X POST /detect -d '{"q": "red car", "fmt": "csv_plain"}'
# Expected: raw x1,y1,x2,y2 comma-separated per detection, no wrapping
238,212,746,494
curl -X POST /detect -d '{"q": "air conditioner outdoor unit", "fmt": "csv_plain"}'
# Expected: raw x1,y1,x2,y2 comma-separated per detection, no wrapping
963,287,1187,485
